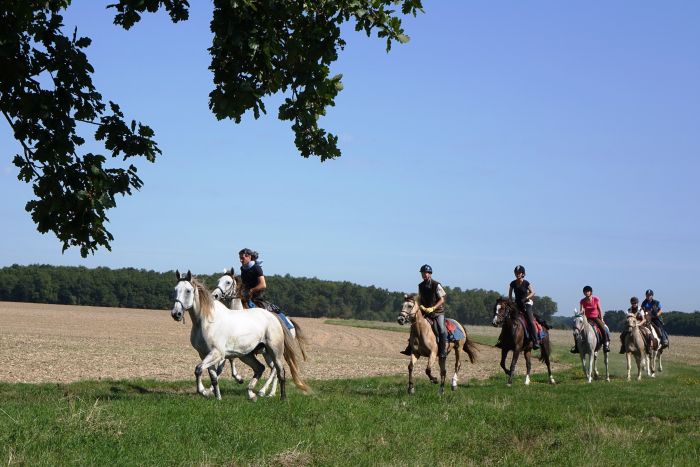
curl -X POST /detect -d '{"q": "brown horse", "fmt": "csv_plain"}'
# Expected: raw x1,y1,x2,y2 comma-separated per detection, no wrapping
397,294,478,395
492,297,555,386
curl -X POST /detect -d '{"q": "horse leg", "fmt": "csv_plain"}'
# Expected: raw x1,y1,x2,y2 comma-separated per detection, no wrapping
649,350,657,377
258,351,278,397
500,349,509,377
229,358,244,384
195,349,225,399
542,339,555,384
523,351,532,386
658,349,663,372
635,353,643,381
425,352,439,384
451,343,462,391
626,352,632,381
408,355,416,395
438,355,447,395
603,350,610,382
507,350,520,387
238,353,266,401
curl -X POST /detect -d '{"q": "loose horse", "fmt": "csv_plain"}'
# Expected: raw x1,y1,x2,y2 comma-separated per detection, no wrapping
623,314,647,381
171,270,309,400
397,294,478,395
491,298,555,386
212,269,308,397
572,313,609,383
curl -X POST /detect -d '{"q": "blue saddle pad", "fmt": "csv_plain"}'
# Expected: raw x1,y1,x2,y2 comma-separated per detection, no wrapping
447,318,465,341
278,312,294,330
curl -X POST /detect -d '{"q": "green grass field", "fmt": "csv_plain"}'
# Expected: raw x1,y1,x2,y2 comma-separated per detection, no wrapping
2,354,698,466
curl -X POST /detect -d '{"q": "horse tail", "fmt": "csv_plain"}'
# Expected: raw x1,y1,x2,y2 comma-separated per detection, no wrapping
281,324,311,394
539,335,551,363
289,318,309,361
460,324,479,364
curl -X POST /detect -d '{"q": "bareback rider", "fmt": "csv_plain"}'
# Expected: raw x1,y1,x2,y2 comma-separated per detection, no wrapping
399,264,448,358
508,265,540,350
642,289,668,348
238,248,267,308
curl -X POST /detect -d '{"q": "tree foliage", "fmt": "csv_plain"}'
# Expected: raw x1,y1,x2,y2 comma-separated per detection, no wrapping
0,265,572,329
1,0,423,255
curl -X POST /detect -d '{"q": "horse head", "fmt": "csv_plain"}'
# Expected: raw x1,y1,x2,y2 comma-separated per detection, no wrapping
397,294,418,325
213,267,238,301
492,298,517,327
571,312,586,339
625,314,639,331
172,269,194,322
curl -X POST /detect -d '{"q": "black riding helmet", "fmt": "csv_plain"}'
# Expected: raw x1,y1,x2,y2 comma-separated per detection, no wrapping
583,285,593,293
514,265,526,275
630,296,639,304
645,289,654,296
419,264,432,274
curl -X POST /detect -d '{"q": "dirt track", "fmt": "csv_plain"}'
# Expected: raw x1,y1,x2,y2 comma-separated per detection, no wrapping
1,302,696,384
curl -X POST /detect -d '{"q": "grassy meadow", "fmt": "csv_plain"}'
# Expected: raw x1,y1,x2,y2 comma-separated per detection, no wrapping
1,336,698,466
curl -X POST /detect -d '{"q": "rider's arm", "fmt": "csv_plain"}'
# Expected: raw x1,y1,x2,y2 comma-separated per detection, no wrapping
508,285,514,301
597,299,605,322
250,276,266,296
526,284,534,301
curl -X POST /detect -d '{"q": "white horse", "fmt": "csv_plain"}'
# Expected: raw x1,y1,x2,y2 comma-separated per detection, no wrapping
572,313,609,383
171,270,309,400
212,269,307,397
623,314,648,381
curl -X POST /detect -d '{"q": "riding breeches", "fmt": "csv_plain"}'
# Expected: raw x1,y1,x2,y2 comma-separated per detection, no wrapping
523,303,539,342
431,313,448,344
592,317,610,342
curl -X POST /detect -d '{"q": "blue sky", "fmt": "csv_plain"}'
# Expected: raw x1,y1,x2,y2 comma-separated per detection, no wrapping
1,1,698,314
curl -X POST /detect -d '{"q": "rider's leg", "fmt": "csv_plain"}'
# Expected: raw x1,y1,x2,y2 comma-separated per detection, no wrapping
525,303,540,349
434,314,448,359
619,329,628,354
400,338,412,355
594,317,610,350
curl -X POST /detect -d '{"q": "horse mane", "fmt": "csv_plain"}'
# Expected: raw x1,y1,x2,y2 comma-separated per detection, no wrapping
191,277,214,319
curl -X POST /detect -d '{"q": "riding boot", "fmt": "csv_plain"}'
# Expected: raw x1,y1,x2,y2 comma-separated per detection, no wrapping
438,338,447,359
399,342,412,356
570,345,578,354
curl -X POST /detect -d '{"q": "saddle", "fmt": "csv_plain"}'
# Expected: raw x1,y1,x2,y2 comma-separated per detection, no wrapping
587,319,605,348
516,313,546,341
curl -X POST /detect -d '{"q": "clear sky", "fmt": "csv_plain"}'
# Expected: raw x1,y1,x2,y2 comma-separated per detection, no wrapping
1,1,699,314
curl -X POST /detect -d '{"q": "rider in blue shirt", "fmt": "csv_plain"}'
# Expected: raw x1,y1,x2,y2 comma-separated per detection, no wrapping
641,289,668,348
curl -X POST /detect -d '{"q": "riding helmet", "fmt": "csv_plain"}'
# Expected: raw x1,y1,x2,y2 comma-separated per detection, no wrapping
514,265,526,275
419,264,433,274
583,285,593,293
630,296,639,304
645,289,654,296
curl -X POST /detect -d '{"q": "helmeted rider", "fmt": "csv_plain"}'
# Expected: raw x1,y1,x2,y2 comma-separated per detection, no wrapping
641,289,668,348
508,265,540,350
571,285,610,353
619,296,643,353
399,264,448,358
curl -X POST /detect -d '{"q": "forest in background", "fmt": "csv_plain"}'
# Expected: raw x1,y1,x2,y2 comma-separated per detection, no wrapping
1,264,697,335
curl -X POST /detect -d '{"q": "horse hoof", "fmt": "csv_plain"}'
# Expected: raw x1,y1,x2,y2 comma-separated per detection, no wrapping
430,379,438,384
549,379,556,385
451,384,457,391
235,378,244,385
408,387,415,395
258,390,266,397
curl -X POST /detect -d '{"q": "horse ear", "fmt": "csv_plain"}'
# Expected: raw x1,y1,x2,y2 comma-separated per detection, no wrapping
175,269,180,280
229,267,235,276
186,270,192,282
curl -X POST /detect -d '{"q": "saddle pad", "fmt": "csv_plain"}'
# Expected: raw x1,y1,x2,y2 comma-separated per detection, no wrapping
278,312,294,330
446,319,465,341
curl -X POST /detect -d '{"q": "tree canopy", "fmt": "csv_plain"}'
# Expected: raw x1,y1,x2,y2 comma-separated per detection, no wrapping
0,0,423,256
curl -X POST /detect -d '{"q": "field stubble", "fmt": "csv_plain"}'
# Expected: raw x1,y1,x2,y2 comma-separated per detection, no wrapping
1,301,698,384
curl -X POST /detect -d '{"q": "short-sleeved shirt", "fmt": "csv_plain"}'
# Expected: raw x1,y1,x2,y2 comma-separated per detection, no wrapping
641,298,661,319
240,262,264,290
510,279,531,303
628,306,644,320
580,295,601,319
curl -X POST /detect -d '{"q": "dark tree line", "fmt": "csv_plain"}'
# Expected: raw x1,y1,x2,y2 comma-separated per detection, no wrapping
0,264,562,326
603,309,700,337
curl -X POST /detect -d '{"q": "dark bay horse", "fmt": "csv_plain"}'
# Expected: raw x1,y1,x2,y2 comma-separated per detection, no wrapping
492,297,555,386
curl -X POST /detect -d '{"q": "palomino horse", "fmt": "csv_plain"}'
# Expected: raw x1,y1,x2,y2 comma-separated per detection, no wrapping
623,314,648,381
572,313,609,383
397,294,478,395
171,270,310,400
212,269,308,397
491,298,555,386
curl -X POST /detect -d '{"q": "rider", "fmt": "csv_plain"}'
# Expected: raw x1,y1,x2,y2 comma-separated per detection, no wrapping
571,285,610,353
641,289,668,348
508,265,539,350
619,296,643,353
399,264,448,358
239,248,266,308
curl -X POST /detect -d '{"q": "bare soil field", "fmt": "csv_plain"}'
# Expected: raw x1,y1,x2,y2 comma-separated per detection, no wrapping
1,302,697,384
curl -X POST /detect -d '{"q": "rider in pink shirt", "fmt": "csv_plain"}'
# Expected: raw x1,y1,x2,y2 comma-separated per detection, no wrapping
571,285,610,353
